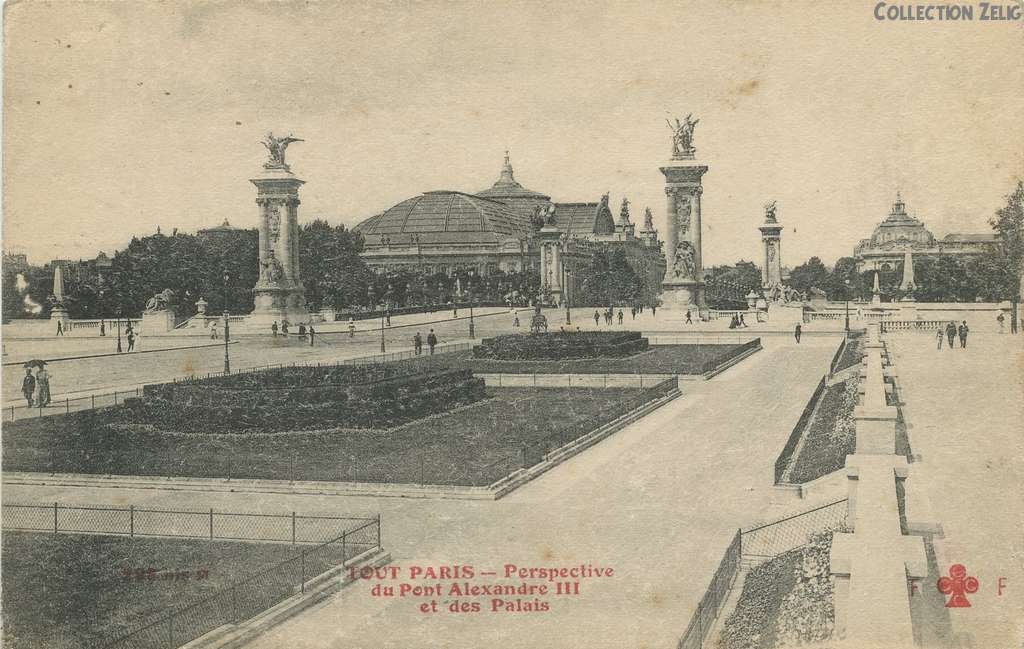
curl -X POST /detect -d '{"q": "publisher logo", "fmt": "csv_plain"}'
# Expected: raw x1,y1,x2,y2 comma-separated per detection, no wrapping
938,564,979,608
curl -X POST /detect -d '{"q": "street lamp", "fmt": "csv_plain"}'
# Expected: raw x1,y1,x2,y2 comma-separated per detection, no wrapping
564,268,572,325
468,287,476,339
116,307,123,353
844,278,852,333
223,269,231,374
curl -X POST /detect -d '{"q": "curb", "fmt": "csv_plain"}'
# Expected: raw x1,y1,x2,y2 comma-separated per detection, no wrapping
702,340,763,379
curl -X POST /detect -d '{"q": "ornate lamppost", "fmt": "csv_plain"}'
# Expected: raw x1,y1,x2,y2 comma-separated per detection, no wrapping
223,269,232,374
844,278,852,333
564,267,572,326
115,307,123,353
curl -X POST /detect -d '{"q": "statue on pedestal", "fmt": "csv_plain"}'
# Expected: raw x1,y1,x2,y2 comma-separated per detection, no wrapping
145,289,176,312
261,132,304,170
667,114,699,159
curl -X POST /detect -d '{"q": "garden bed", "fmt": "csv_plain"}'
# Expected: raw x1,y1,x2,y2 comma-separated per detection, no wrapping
389,343,751,375
2,387,660,486
473,331,649,360
718,532,837,649
786,377,859,484
1,531,345,649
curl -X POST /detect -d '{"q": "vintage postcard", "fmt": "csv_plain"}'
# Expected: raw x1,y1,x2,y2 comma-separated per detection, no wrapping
2,1,1022,648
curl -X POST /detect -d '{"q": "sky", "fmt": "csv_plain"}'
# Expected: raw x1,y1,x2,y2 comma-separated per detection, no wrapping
4,0,1023,268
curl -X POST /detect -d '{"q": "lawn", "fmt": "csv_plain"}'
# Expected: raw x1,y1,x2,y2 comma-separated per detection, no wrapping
3,387,661,486
388,343,749,375
1,531,347,649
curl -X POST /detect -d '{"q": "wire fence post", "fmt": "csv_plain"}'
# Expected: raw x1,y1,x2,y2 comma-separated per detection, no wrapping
375,514,381,550
300,549,306,593
130,505,135,538
342,530,348,564
291,511,296,545
53,502,58,534
209,508,214,540
91,395,95,410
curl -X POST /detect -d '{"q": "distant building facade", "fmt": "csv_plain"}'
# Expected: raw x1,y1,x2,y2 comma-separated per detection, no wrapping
352,153,665,303
854,194,997,273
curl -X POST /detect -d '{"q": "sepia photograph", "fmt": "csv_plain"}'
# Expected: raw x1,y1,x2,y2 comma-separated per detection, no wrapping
1,1,1022,648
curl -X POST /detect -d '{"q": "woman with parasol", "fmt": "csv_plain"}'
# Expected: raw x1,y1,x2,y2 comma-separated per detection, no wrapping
24,360,52,407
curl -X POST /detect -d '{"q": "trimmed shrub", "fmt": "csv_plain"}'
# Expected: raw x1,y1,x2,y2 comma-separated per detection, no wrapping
473,331,649,361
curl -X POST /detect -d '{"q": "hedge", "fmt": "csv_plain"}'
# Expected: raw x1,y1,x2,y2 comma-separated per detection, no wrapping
472,331,649,361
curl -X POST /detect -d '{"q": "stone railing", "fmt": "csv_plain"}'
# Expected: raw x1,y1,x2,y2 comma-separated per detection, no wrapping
829,322,927,646
879,319,948,333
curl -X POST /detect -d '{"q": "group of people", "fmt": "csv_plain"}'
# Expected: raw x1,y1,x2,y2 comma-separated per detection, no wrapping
270,320,317,346
593,308,625,326
937,321,970,350
412,329,438,355
21,366,52,408
727,313,748,329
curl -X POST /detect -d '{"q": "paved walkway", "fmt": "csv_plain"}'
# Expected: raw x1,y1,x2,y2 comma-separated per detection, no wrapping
1,335,835,648
888,332,1024,649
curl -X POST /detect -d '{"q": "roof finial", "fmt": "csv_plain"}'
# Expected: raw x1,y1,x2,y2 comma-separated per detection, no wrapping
498,149,515,184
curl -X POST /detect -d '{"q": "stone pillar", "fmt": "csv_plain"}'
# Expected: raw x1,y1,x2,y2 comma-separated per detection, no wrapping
249,167,308,327
759,205,783,290
537,224,563,305
660,161,708,308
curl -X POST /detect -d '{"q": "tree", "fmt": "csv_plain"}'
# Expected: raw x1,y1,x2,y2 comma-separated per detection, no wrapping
575,246,642,306
990,180,1024,332
824,257,860,301
787,257,829,295
298,220,371,310
705,260,761,309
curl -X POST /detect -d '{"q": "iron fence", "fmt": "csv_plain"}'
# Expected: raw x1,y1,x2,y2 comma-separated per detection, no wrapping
677,530,742,649
1,503,375,545
676,498,849,649
773,374,828,484
98,516,381,649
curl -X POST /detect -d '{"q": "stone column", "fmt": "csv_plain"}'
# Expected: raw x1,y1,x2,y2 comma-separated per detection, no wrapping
759,206,783,290
249,167,307,328
660,161,708,308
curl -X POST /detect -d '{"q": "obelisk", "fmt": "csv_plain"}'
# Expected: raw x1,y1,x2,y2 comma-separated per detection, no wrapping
660,115,708,309
249,133,308,328
49,263,70,322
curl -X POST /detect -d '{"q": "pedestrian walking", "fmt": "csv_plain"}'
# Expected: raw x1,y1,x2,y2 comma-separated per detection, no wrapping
127,330,136,352
385,310,391,327
413,331,423,355
686,310,693,325
631,306,637,320
651,305,657,318
281,320,290,335
56,320,64,336
427,329,437,355
35,366,51,407
739,313,747,328
514,314,520,328
794,323,802,344
348,317,355,337
210,321,219,340
21,367,36,407
958,320,970,348
997,312,1005,333
936,327,943,350
308,324,315,346
593,311,600,326
271,321,279,337
945,321,957,349
617,310,624,325
99,320,106,337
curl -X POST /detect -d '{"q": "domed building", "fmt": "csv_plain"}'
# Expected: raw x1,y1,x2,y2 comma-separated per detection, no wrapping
854,193,998,274
353,153,666,304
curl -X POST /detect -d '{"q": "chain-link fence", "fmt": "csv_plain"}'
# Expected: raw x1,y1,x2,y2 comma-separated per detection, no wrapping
676,499,849,649
740,498,848,560
1,503,376,545
99,516,381,649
